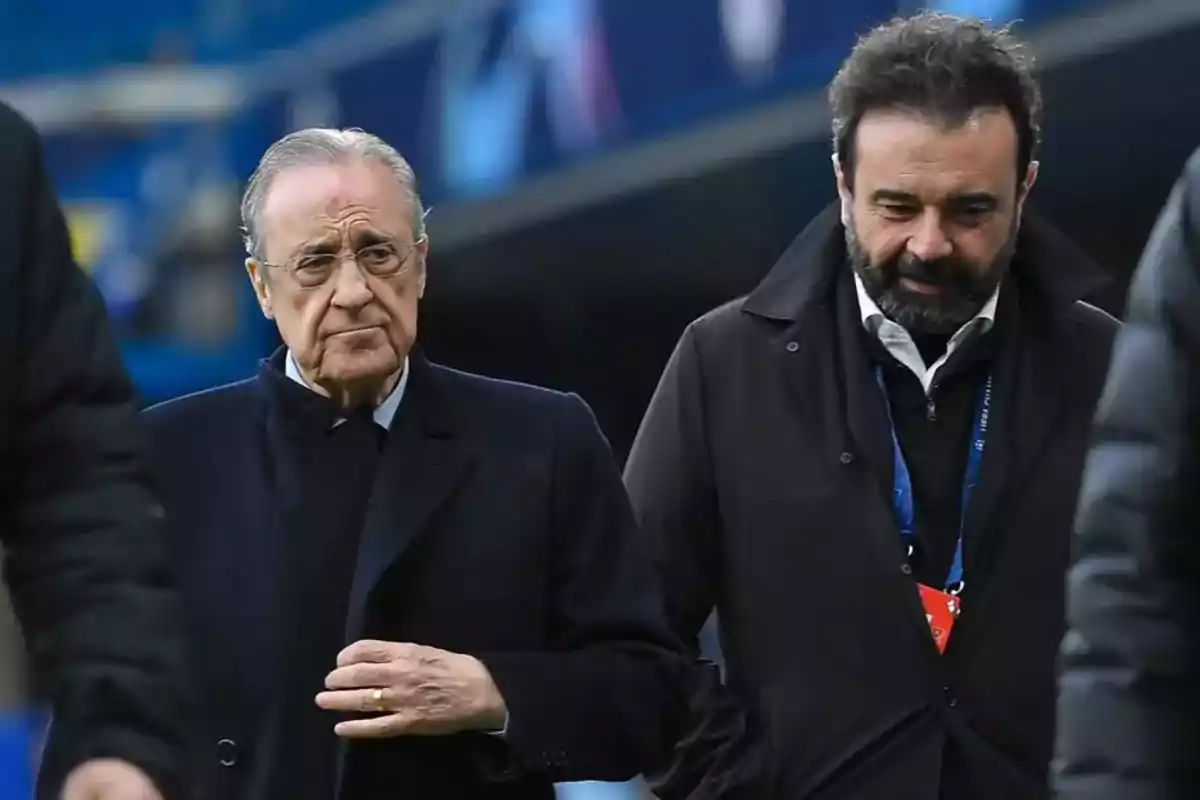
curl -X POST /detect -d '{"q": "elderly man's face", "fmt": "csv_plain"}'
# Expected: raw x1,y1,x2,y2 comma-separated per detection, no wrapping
246,159,427,404
834,108,1037,335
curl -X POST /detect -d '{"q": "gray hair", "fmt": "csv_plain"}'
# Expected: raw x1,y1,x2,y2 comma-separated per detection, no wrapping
240,127,427,261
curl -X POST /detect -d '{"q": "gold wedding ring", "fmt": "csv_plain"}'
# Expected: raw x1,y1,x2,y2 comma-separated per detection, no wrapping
371,688,385,711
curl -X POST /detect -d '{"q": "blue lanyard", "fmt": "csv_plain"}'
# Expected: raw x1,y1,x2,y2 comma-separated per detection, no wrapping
874,368,992,594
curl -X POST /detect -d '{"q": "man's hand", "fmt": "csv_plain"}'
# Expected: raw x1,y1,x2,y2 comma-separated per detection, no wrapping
316,640,507,738
61,759,162,800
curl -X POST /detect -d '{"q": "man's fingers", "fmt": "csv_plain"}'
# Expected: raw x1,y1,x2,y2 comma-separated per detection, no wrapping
60,759,163,800
316,688,395,713
337,639,406,666
334,713,407,738
334,712,433,738
324,662,395,690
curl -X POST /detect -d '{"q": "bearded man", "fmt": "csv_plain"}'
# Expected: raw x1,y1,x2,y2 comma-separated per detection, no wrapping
624,12,1119,800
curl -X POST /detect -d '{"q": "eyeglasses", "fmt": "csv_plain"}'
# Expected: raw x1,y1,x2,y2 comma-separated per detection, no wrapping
261,235,426,288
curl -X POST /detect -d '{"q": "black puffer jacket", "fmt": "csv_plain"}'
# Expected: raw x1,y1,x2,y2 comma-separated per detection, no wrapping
0,102,193,799
1055,147,1200,799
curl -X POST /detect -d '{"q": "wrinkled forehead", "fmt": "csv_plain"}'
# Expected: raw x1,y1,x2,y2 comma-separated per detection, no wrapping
852,108,1021,203
259,160,413,260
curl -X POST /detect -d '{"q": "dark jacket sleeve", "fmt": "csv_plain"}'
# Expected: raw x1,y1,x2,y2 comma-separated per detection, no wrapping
476,392,686,783
624,322,768,800
0,107,192,799
625,323,721,648
1055,149,1200,799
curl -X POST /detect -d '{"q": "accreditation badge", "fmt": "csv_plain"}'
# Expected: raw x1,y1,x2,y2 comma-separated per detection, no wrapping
917,583,962,654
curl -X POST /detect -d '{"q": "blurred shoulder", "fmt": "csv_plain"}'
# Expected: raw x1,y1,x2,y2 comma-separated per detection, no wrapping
675,294,783,368
143,377,261,432
1063,300,1120,336
0,102,39,149
1185,145,1200,194
432,363,592,424
429,364,610,459
690,296,753,340
0,102,42,175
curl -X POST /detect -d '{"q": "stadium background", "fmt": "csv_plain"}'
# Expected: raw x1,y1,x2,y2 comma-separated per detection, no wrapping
1,0,1198,795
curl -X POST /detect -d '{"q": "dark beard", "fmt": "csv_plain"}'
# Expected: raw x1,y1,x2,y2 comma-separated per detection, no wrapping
846,224,1014,336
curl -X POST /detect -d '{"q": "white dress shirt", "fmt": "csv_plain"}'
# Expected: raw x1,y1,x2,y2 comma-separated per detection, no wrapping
284,351,408,429
853,274,1000,395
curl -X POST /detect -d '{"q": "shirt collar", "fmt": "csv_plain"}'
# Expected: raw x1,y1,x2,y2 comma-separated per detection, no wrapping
853,272,1001,394
853,272,1000,339
284,351,408,430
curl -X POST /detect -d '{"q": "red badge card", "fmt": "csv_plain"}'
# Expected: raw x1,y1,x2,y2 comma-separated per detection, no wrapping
917,583,962,654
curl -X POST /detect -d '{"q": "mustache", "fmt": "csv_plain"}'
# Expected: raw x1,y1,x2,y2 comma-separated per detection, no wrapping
890,254,973,288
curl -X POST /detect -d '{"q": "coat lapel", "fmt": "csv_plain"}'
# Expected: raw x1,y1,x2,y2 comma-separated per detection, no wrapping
996,315,1071,512
748,216,937,647
333,355,473,798
995,217,1107,492
775,310,848,468
748,204,858,472
834,273,896,497
772,300,939,647
956,291,1018,580
341,354,474,645
835,295,939,646
744,204,897,493
960,252,1095,588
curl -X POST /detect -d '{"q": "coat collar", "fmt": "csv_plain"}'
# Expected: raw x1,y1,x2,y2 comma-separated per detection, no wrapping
258,345,453,439
282,350,409,430
741,202,1109,323
256,342,469,645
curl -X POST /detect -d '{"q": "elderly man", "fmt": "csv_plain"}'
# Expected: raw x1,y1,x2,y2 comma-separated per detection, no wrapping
145,127,683,799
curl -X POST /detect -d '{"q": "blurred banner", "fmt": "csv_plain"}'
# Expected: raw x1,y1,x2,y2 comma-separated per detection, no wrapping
4,0,1146,405
48,112,284,404
0,0,392,81
275,0,1113,206
27,0,1131,205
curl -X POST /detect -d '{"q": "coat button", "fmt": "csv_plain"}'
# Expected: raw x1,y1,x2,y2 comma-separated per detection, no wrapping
785,341,799,352
216,738,239,767
839,452,854,465
900,563,913,576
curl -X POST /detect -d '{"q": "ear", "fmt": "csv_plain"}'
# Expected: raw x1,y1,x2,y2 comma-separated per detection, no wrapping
1016,160,1039,218
245,258,274,319
414,236,430,300
832,153,852,227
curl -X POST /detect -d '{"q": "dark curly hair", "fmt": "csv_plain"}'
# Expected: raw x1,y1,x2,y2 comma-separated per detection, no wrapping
829,12,1042,191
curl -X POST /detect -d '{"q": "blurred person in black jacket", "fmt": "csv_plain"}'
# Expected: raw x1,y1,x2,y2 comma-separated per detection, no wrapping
1055,148,1200,798
0,103,191,797
626,13,1119,799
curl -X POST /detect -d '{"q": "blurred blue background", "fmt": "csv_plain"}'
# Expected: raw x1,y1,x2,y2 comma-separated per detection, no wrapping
0,0,1125,407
